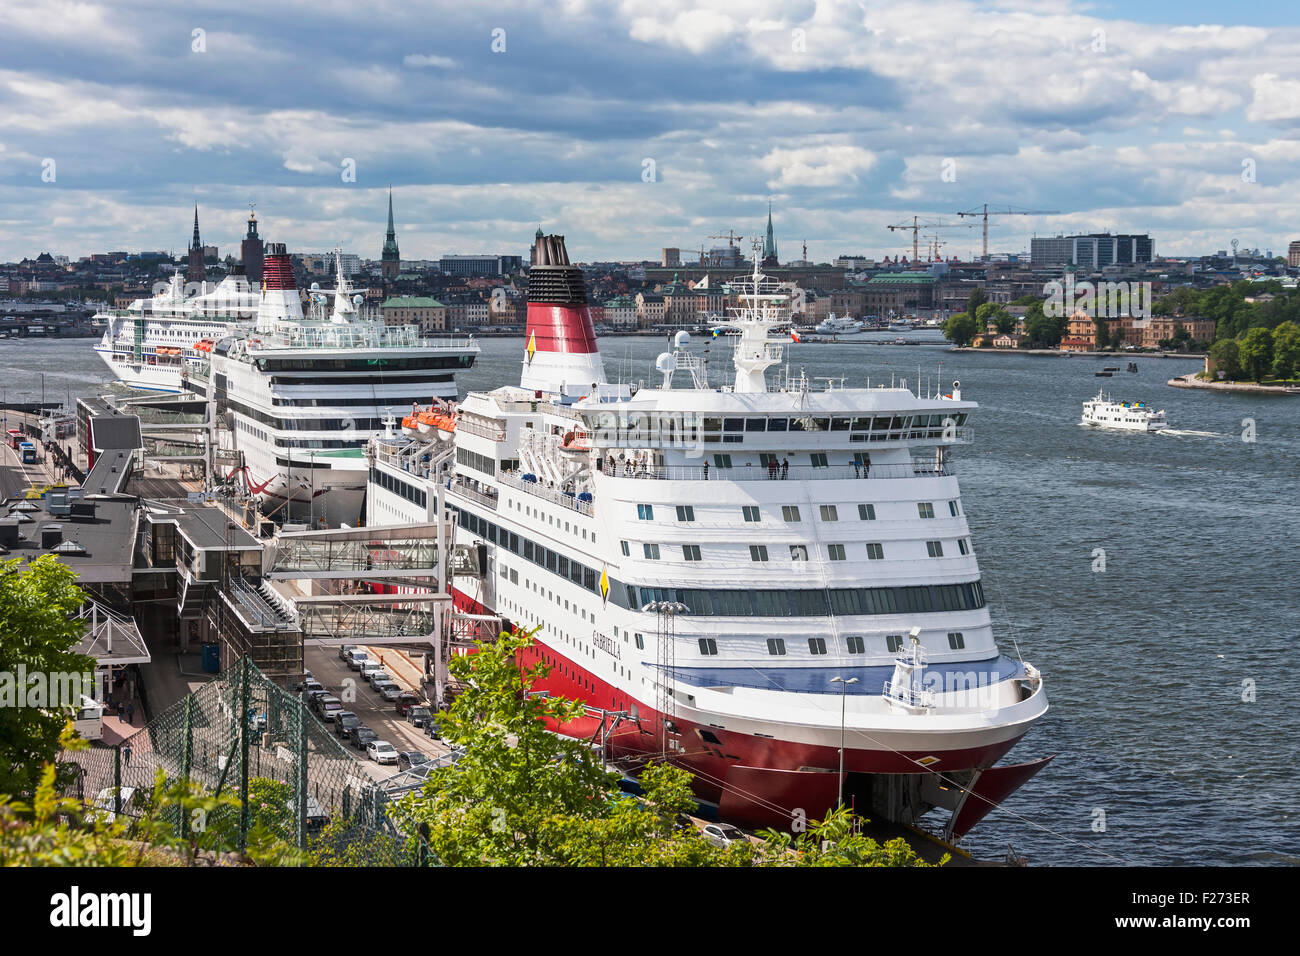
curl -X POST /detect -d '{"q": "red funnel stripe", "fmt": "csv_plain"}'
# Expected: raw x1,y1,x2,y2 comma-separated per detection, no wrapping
263,254,295,291
525,302,599,354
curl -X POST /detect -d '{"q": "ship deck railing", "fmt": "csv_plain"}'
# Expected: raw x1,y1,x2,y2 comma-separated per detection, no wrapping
249,324,479,353
592,460,954,482
448,478,501,512
495,471,595,516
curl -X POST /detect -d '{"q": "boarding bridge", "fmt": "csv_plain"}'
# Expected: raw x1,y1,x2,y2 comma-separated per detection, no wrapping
294,593,448,646
269,534,440,580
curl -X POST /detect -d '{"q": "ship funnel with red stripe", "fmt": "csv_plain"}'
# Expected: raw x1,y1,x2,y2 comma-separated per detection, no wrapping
256,241,303,329
521,234,606,393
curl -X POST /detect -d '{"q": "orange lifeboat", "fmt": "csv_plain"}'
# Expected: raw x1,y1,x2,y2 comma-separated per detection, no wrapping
416,410,439,435
561,430,590,452
435,412,457,441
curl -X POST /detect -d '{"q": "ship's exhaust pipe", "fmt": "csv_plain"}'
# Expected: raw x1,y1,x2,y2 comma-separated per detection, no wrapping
521,234,606,393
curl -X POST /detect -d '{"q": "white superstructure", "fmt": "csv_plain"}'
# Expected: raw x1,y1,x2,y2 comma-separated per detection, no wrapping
196,245,478,527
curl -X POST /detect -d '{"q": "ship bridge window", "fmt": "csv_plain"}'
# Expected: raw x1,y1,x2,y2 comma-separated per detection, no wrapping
871,417,892,430
702,418,722,433
831,418,851,431
768,418,788,432
745,418,766,432
723,418,744,432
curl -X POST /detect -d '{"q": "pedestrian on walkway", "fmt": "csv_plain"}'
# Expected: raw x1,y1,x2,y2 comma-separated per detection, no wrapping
126,701,134,725
122,743,132,765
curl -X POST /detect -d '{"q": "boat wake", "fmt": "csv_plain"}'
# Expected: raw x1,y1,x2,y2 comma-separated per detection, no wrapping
1159,428,1225,439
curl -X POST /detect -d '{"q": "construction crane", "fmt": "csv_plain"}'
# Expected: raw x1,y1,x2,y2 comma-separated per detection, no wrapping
886,217,978,262
957,204,1061,260
921,235,947,262
708,230,744,248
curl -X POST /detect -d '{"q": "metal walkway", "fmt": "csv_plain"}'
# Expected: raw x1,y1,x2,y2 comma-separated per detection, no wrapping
294,592,449,646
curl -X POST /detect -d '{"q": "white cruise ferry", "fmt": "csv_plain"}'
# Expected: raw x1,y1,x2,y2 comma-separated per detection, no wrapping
93,269,261,392
367,234,1051,841
196,245,478,527
1081,390,1168,431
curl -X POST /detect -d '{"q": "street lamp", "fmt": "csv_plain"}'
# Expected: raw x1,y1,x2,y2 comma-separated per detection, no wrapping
829,675,859,807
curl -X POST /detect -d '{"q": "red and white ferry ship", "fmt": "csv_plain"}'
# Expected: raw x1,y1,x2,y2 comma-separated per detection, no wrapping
369,234,1051,840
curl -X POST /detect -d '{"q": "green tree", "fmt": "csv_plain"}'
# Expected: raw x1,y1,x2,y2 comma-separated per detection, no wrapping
0,556,95,797
757,806,943,867
1271,321,1300,380
1093,316,1110,350
975,301,1013,334
965,286,987,319
1209,338,1241,379
1239,326,1275,382
942,312,977,347
1023,301,1065,348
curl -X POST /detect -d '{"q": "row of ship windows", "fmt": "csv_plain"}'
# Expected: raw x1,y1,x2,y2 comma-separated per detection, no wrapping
605,413,970,435
456,504,986,616
369,466,427,509
236,418,270,445
638,500,961,522
697,632,966,656
626,539,971,561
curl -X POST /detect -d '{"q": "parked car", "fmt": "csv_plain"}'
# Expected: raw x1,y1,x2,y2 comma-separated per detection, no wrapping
311,693,338,714
373,680,402,702
423,714,442,740
701,823,746,848
301,679,324,697
351,727,378,751
338,644,356,661
398,751,430,772
307,688,329,707
285,795,330,831
407,705,432,728
334,712,361,738
319,697,343,722
367,740,399,765
395,692,421,716
361,663,387,684
290,671,315,692
346,649,369,671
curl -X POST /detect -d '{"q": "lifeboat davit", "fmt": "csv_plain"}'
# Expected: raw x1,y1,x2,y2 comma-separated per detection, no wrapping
401,414,421,437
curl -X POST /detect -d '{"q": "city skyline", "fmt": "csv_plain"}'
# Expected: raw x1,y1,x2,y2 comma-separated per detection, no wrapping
1,1,1297,262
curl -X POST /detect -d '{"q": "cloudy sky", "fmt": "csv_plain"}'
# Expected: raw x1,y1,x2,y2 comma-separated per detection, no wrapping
1,0,1297,264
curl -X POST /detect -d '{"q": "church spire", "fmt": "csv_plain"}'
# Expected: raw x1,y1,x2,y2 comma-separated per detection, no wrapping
381,187,401,281
187,205,205,284
762,202,778,266
190,205,202,251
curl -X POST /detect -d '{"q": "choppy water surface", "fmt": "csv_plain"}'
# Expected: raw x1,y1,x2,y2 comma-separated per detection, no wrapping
6,333,1296,865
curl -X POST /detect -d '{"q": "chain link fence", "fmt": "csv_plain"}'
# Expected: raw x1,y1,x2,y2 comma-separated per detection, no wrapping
58,657,427,865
